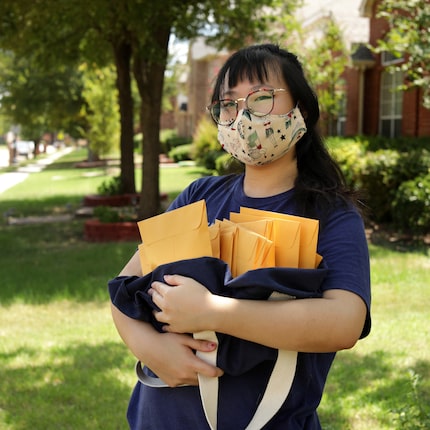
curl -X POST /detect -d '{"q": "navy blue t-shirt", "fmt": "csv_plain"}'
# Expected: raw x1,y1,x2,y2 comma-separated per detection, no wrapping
126,174,371,430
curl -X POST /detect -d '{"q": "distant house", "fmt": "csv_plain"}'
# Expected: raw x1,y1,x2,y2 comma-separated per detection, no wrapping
350,0,430,137
178,38,229,137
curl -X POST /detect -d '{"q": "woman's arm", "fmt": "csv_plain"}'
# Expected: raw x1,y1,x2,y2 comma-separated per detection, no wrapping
118,250,143,276
111,251,224,387
149,275,367,353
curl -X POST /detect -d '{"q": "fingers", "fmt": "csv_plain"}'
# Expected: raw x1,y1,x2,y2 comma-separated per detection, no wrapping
149,278,177,307
149,280,168,298
186,337,224,378
187,336,218,352
195,360,224,379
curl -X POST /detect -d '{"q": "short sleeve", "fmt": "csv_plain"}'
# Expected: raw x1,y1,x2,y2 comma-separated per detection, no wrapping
317,208,371,338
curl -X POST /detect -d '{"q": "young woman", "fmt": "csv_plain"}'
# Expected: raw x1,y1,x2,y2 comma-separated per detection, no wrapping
110,43,371,429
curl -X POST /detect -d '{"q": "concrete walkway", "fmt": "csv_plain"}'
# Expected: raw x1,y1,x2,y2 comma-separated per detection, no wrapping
0,146,73,194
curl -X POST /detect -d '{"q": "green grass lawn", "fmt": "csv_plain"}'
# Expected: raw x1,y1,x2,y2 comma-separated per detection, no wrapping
0,148,429,429
320,243,430,430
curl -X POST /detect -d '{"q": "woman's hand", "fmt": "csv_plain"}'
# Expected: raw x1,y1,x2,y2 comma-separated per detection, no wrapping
143,331,223,387
111,304,223,388
149,274,219,334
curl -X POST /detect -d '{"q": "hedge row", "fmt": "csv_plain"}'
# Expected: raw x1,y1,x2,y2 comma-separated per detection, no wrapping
328,137,430,234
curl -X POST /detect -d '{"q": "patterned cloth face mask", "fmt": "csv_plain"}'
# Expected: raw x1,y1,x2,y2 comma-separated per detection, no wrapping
217,106,307,166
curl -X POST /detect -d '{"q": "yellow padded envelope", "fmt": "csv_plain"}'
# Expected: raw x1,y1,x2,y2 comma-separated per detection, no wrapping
208,222,221,259
230,212,301,268
220,219,275,277
228,215,274,240
217,220,236,270
137,200,212,274
239,207,319,269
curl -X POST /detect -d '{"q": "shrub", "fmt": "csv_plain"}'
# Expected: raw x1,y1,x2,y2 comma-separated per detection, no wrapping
358,149,430,223
328,138,364,190
168,144,193,162
358,149,402,222
326,137,430,228
393,174,430,234
160,129,192,153
93,206,121,222
93,205,137,223
362,135,430,152
192,116,224,170
97,176,124,196
396,149,430,180
214,153,244,175
166,136,192,149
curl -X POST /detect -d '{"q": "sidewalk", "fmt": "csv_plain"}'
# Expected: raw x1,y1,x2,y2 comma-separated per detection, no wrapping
0,146,73,194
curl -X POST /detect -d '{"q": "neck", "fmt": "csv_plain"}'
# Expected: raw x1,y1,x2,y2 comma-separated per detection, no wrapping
243,152,298,198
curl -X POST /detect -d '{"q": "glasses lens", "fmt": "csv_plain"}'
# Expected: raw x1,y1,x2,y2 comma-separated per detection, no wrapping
211,100,237,125
247,89,274,116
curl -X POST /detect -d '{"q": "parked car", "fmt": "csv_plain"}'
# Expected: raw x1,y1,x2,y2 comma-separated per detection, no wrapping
16,141,35,158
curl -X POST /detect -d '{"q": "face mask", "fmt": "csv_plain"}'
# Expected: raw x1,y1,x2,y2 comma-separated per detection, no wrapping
217,106,307,166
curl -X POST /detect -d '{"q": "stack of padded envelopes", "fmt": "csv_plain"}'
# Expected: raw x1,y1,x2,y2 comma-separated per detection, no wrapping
137,199,321,276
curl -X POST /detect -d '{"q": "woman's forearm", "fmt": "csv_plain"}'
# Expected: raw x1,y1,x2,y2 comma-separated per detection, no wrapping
207,289,366,352
150,276,367,353
111,302,159,361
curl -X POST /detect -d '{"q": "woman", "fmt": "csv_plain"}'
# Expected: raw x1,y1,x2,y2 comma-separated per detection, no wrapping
111,43,371,429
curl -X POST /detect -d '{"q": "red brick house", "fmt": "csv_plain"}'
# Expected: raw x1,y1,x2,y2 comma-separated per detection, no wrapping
179,38,229,137
349,0,430,137
176,1,430,139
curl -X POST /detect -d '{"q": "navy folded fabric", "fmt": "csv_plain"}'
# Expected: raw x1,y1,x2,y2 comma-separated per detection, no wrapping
108,257,326,376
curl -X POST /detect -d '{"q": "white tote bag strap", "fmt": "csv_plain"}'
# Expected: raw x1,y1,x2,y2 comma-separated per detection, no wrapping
194,330,219,430
244,349,297,430
194,291,298,430
135,361,190,388
194,331,297,430
135,361,169,387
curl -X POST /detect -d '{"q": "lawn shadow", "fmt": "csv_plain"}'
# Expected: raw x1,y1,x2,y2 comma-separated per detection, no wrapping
367,224,430,256
320,349,430,429
0,221,136,305
0,341,135,429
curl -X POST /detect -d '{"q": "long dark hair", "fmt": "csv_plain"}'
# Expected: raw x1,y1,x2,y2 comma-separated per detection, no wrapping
211,43,360,220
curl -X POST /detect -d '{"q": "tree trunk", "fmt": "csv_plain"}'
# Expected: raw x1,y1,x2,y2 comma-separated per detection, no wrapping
113,40,136,194
133,28,171,220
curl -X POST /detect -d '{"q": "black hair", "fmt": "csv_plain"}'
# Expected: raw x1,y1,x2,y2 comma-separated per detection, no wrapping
212,43,361,221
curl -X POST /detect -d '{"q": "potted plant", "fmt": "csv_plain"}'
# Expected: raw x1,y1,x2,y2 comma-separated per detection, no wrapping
83,176,140,207
84,205,141,242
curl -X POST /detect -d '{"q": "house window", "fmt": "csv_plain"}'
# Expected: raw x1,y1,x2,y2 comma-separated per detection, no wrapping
379,70,403,138
381,51,404,66
336,93,346,136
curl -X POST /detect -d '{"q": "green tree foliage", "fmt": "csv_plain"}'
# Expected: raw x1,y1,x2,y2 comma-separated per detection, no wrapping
305,17,348,136
377,0,430,109
0,50,86,140
80,64,120,160
0,0,298,219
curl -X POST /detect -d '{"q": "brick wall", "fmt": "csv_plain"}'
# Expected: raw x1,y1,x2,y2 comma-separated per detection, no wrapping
363,0,430,137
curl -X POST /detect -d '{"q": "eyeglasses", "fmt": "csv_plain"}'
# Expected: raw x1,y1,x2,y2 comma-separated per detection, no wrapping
207,88,287,126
